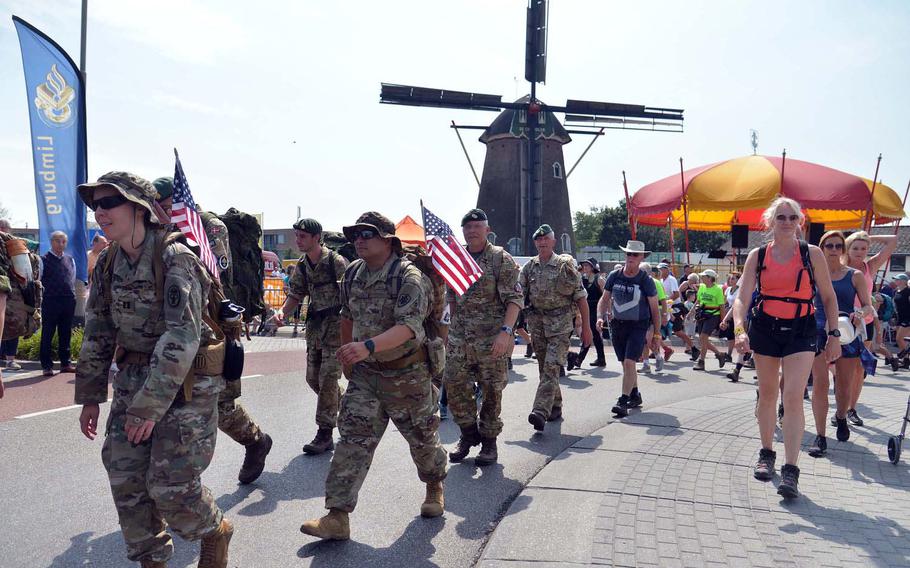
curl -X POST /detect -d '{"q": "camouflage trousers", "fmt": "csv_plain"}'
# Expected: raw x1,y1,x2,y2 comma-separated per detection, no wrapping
102,364,224,563
305,328,342,430
217,379,263,446
324,361,447,513
528,316,569,417
444,340,508,438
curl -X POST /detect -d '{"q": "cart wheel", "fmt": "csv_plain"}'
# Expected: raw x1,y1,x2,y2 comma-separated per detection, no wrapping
888,437,902,464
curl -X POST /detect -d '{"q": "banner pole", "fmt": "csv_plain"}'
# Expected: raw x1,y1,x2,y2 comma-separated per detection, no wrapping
680,157,691,265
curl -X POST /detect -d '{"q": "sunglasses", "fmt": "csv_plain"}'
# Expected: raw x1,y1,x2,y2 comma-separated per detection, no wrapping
775,214,799,222
823,242,844,250
351,228,379,241
626,252,642,257
90,194,130,211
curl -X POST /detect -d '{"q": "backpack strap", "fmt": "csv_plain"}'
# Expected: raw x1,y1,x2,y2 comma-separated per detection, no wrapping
341,259,364,307
385,255,405,300
754,240,816,319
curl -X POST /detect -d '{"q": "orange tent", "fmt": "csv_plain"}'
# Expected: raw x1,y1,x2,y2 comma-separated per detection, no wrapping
396,215,426,245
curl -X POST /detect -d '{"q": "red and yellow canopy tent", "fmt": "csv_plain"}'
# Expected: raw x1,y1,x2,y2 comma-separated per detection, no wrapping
627,154,907,262
395,215,426,246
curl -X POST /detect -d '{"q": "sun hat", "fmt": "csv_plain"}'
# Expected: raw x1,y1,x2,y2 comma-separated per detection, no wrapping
619,240,650,254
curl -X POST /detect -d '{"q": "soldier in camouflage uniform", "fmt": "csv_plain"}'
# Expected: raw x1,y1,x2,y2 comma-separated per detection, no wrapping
276,218,347,454
153,177,272,485
300,212,447,541
446,208,522,466
75,173,232,568
520,224,593,432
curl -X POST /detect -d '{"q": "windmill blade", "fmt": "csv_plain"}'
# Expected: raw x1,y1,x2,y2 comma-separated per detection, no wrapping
562,99,684,132
525,0,547,84
380,83,506,112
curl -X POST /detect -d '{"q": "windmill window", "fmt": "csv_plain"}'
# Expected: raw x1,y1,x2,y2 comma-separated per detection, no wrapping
553,162,563,179
487,232,497,245
507,237,522,256
560,233,571,253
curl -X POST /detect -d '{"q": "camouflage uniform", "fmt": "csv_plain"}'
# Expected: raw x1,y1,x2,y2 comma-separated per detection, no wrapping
200,213,262,446
520,253,586,418
287,245,348,429
324,253,447,512
445,242,522,437
75,232,224,564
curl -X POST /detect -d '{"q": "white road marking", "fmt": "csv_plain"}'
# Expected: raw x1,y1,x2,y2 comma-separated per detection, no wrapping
241,374,263,379
16,405,81,419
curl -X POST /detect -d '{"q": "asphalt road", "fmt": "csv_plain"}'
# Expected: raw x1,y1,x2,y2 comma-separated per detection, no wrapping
0,342,751,567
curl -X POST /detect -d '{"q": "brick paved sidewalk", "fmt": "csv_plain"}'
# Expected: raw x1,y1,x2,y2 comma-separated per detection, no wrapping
480,370,910,567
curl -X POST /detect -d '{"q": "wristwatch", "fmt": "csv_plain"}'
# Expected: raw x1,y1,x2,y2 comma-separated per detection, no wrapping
364,338,376,354
501,326,514,335
827,329,841,338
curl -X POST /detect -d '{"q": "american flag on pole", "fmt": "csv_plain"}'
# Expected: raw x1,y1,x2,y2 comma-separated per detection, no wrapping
171,149,219,281
421,203,483,295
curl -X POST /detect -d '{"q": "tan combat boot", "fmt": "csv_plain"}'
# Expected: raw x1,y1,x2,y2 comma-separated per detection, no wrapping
420,481,445,518
300,509,350,540
198,518,233,568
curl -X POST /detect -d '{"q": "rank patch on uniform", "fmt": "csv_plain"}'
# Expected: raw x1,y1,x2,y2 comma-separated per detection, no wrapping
218,256,229,270
515,283,523,293
166,284,181,308
398,293,411,307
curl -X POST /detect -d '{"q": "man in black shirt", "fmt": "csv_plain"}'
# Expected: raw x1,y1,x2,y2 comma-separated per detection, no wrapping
892,273,910,367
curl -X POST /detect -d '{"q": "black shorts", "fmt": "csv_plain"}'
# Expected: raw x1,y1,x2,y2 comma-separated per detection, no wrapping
696,314,720,335
671,317,684,333
749,313,817,358
610,320,650,362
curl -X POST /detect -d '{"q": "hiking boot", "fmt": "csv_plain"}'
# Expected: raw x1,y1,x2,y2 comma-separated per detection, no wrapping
238,433,272,484
5,360,21,371
847,408,864,426
300,509,350,541
903,357,910,369
302,428,334,456
628,388,643,408
693,359,705,371
42,369,55,377
726,368,740,382
528,411,546,431
590,358,606,367
689,347,701,362
448,424,481,463
547,406,563,421
198,518,233,568
836,416,850,442
641,361,651,373
566,352,577,371
612,395,631,417
475,437,498,466
717,353,728,368
745,357,755,369
753,448,776,481
808,435,827,458
654,354,664,372
777,464,801,499
60,364,77,373
525,344,534,358
420,481,445,517
140,561,167,568
892,358,901,372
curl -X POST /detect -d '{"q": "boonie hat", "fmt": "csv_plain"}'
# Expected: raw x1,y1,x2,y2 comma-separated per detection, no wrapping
580,257,600,272
343,211,400,246
78,171,160,224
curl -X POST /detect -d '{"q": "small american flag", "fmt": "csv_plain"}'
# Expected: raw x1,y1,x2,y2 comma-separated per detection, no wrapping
421,203,483,295
171,149,219,281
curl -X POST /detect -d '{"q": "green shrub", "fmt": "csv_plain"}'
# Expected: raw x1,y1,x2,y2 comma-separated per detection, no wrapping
16,326,84,361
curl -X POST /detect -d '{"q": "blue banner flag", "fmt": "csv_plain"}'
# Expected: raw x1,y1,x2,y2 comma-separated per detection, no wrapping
13,16,89,281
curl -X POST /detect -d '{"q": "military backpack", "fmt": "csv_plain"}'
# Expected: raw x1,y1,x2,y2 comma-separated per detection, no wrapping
1,232,43,340
217,208,265,323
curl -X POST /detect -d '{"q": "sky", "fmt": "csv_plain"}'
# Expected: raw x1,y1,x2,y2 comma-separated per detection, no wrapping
1,0,909,232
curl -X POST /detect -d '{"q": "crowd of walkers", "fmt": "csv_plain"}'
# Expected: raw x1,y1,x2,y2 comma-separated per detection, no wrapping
578,196,901,500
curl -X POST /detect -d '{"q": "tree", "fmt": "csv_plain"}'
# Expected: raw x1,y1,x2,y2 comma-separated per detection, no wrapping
573,199,728,253
0,201,9,221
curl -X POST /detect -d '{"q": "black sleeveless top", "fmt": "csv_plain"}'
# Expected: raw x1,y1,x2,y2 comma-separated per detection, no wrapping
583,274,603,309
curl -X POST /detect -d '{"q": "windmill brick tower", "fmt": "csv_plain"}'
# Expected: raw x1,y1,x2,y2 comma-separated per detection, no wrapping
477,96,574,255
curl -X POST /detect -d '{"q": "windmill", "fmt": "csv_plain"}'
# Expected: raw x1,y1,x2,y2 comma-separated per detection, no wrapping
380,0,684,255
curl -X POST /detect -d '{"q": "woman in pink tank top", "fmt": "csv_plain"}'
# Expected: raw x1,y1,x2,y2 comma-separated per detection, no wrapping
843,231,897,427
732,197,841,500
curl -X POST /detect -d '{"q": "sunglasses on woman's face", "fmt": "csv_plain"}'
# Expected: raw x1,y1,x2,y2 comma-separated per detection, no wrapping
775,214,799,222
90,194,130,211
823,242,844,250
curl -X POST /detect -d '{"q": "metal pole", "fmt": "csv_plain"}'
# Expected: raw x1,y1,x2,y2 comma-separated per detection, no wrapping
622,171,635,239
780,148,787,197
80,0,87,76
680,157,691,264
566,127,605,179
668,213,675,268
865,153,883,231
450,121,481,188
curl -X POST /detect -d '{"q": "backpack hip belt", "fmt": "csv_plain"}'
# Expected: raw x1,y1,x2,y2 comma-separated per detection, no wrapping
306,304,342,322
363,346,428,371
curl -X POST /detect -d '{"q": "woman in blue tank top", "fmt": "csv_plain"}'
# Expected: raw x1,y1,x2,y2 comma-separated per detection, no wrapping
808,231,875,457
